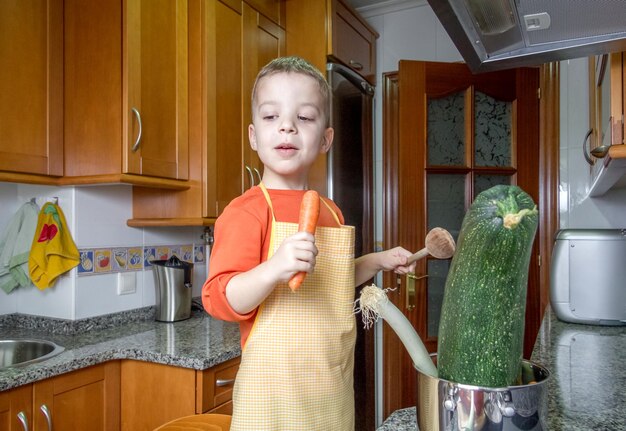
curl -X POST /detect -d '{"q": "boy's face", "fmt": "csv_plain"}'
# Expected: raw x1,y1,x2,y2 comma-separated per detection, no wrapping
249,72,333,189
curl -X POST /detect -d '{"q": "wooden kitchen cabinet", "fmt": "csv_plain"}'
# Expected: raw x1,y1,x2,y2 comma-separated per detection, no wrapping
0,0,63,181
586,52,626,196
0,362,120,431
285,0,378,84
0,385,32,431
588,52,624,158
32,362,121,431
205,0,285,218
120,357,240,430
329,0,377,82
129,0,285,225
62,0,189,188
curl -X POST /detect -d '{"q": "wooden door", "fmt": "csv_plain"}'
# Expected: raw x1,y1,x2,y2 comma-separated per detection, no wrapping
0,385,32,431
125,0,189,180
0,0,63,177
32,362,120,431
382,60,540,416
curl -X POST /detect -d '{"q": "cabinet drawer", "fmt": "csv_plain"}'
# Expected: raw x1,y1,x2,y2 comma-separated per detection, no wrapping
330,0,377,82
196,357,240,413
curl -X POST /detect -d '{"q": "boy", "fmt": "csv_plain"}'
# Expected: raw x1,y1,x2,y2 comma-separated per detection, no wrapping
203,56,415,430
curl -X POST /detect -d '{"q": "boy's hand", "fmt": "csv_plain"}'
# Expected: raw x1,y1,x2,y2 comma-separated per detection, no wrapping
269,231,318,283
378,247,416,274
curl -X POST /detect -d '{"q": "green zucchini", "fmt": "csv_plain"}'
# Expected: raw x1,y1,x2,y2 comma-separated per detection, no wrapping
436,185,538,388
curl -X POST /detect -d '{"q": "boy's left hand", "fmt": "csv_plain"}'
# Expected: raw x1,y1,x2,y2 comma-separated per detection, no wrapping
379,247,416,274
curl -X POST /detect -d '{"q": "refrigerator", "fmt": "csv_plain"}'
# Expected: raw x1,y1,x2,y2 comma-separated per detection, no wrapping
326,62,376,430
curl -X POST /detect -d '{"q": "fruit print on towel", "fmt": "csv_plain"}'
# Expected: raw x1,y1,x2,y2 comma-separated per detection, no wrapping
36,205,62,242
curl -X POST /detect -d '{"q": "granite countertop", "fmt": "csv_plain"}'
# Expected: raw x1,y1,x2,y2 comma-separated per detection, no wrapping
377,306,626,430
0,305,241,392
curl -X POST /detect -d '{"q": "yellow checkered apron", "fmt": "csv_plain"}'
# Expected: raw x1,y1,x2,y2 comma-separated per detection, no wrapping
230,185,356,431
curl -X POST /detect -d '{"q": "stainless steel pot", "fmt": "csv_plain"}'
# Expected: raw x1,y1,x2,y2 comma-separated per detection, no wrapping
416,355,550,431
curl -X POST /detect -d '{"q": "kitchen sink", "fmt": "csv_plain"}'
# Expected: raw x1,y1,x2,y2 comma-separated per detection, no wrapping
0,339,65,369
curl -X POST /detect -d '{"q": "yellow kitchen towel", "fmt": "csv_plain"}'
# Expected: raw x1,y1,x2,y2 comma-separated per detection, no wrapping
29,203,80,290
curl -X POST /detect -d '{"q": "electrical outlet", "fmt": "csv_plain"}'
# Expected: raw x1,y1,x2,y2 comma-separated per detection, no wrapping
117,272,136,295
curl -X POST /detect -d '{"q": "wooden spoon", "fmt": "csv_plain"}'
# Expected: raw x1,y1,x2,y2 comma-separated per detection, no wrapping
407,227,456,264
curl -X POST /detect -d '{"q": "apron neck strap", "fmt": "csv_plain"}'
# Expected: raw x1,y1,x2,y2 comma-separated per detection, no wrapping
258,183,277,224
258,182,342,226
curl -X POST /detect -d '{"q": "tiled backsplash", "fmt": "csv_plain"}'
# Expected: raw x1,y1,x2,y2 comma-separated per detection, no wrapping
77,244,205,276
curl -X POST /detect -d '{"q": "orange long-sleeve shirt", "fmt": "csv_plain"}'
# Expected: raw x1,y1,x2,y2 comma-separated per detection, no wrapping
202,186,344,347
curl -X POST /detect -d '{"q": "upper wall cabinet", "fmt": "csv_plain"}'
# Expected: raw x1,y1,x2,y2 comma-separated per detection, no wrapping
0,0,63,178
129,0,285,226
62,0,189,188
285,0,378,85
587,52,626,196
329,0,377,82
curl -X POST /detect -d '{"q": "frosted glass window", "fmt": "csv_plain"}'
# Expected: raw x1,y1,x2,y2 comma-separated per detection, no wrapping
427,258,450,337
427,173,465,241
427,91,465,166
474,91,511,167
474,174,511,197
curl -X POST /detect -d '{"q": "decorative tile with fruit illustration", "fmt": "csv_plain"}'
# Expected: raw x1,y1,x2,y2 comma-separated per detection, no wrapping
194,245,205,263
170,246,181,260
94,249,112,273
111,248,127,271
143,247,156,267
155,246,170,261
127,248,143,270
181,245,193,263
78,250,94,274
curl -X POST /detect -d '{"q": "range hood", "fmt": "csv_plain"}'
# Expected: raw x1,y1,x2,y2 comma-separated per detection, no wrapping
427,0,626,73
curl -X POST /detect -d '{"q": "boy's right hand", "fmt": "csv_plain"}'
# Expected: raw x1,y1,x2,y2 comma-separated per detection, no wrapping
269,231,318,283
224,232,318,314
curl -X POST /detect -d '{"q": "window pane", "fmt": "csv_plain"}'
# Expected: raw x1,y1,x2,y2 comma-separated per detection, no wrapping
474,91,511,167
427,91,465,166
427,258,450,337
427,173,466,241
474,174,511,197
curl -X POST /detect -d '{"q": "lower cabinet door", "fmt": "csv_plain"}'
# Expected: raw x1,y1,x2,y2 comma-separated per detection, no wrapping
0,385,32,431
32,362,120,431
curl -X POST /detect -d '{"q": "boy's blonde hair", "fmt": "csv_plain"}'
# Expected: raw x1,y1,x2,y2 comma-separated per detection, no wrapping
251,56,331,127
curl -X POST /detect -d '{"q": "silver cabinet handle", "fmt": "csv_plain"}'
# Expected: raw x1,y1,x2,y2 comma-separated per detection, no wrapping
40,404,52,431
216,378,235,387
131,107,143,152
17,411,29,431
245,165,254,188
349,60,363,70
253,167,262,184
582,128,594,165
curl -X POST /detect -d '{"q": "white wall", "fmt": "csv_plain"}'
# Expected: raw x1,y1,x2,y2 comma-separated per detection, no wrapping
0,182,207,319
559,58,626,229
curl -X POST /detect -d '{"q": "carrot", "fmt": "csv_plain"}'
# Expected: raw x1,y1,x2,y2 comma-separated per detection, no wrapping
288,190,320,291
